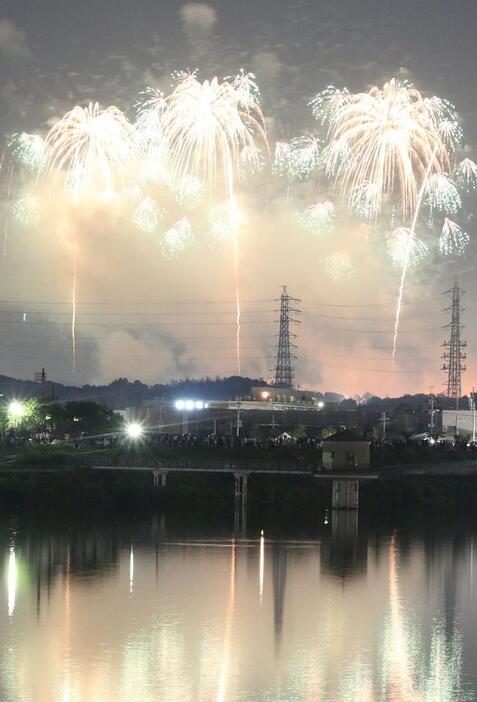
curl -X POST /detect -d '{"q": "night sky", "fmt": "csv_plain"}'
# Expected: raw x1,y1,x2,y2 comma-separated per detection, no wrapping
0,0,476,396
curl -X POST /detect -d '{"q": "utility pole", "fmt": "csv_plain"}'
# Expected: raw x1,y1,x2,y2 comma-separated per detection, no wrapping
472,387,476,443
429,385,435,436
236,402,241,438
379,411,389,434
442,279,466,409
273,286,301,388
34,368,47,402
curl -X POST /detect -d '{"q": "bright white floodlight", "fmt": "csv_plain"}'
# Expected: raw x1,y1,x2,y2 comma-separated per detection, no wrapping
175,399,205,411
8,401,25,418
126,423,143,439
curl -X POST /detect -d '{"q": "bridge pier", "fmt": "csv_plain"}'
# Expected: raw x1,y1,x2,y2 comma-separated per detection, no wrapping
234,471,248,534
153,470,168,488
332,479,359,510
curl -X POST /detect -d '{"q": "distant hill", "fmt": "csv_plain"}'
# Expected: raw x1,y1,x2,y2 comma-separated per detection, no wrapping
0,374,267,409
0,373,462,412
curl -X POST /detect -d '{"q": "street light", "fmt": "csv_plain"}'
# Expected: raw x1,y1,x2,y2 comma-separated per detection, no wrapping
8,401,25,419
174,400,205,411
174,399,206,433
126,423,143,439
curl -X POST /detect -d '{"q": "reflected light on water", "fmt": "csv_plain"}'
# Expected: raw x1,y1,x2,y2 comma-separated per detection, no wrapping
0,524,475,702
217,540,236,702
129,546,134,594
259,531,265,605
383,532,470,702
387,532,420,701
7,545,16,617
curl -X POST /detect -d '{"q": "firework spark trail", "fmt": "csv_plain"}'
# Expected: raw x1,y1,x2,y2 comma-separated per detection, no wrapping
42,102,132,374
392,146,439,366
161,74,267,374
316,80,461,364
231,203,241,374
71,246,78,375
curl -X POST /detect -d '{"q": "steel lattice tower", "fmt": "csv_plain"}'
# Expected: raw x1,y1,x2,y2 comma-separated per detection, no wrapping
442,279,466,408
273,286,301,388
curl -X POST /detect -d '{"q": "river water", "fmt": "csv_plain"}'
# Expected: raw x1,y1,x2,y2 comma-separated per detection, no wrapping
1,512,476,701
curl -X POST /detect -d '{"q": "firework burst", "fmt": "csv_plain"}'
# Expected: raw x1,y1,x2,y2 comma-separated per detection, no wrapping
425,173,461,214
9,132,45,171
387,227,428,267
349,181,381,219
287,135,321,180
43,102,133,201
134,88,167,153
132,196,164,232
162,74,266,192
175,175,204,208
160,218,193,259
161,73,267,372
439,218,469,256
309,85,350,125
315,78,462,364
12,194,41,227
318,79,453,218
42,102,133,373
325,251,353,280
298,201,335,234
455,158,477,192
231,70,261,109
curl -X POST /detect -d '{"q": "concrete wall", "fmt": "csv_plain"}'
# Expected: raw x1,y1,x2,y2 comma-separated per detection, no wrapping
442,410,476,438
322,441,370,470
332,480,359,509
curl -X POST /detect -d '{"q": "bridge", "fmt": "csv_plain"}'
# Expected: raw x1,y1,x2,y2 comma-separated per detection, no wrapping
72,454,380,523
66,453,477,534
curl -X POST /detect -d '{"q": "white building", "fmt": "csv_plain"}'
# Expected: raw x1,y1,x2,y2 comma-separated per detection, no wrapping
441,409,476,439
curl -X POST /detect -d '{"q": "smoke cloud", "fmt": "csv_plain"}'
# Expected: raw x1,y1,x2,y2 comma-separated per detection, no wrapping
180,3,217,41
0,19,32,60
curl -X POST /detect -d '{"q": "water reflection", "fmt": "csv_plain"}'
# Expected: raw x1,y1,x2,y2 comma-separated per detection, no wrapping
7,545,16,617
129,545,134,594
259,531,264,606
217,541,236,702
0,517,475,701
272,542,287,650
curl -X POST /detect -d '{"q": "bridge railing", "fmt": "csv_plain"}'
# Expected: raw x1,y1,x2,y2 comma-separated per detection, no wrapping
68,454,311,473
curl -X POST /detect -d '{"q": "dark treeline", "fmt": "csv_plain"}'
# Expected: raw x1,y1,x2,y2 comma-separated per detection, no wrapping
0,374,267,409
0,372,469,412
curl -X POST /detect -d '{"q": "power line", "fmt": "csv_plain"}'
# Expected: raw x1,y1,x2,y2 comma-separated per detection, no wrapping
305,297,442,308
302,311,436,321
0,309,274,317
0,319,276,327
0,298,274,306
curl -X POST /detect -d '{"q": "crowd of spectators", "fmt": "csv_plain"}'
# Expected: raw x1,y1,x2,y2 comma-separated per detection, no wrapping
138,432,321,451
